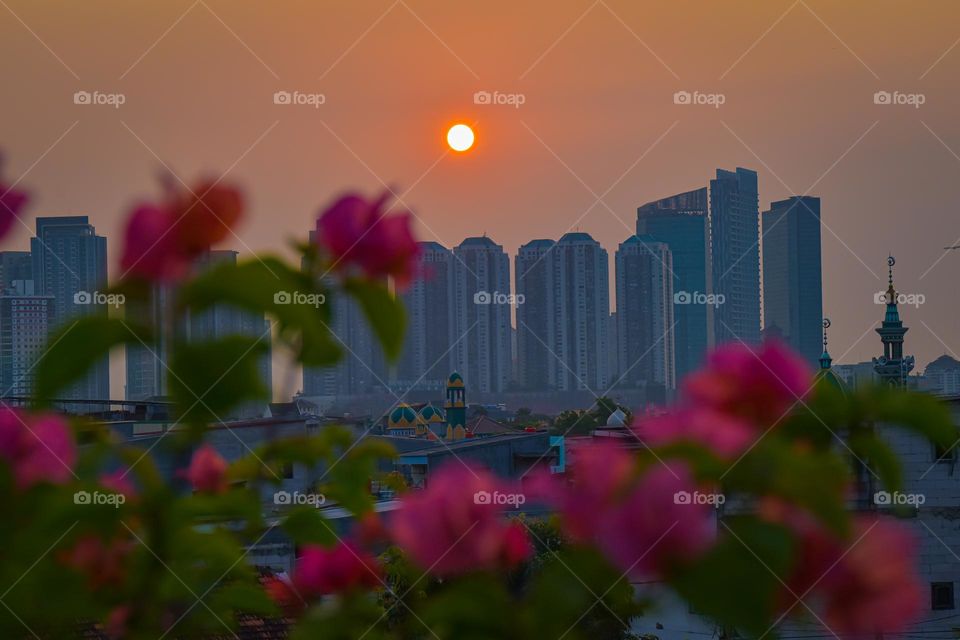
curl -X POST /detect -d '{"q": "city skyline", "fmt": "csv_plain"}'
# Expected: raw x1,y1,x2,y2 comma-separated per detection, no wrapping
1,197,951,401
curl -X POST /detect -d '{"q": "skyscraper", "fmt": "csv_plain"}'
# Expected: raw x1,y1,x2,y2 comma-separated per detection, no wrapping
710,168,761,345
302,232,386,398
452,236,511,393
515,239,557,390
615,235,675,398
189,251,273,414
762,196,823,365
637,188,711,382
0,281,54,397
395,241,454,392
30,216,109,404
124,284,173,400
553,232,610,392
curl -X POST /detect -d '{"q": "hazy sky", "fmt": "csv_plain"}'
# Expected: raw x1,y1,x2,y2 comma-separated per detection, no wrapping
3,0,960,398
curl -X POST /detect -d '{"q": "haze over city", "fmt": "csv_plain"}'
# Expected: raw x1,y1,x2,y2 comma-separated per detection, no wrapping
3,0,960,399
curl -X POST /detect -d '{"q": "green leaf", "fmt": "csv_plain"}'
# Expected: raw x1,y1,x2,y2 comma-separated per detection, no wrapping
34,317,151,402
343,277,406,362
861,386,958,450
169,335,268,426
178,256,341,367
672,518,795,635
849,431,903,493
281,507,338,546
725,439,850,535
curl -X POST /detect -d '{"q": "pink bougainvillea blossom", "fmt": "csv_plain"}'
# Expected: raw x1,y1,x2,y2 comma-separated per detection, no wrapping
0,407,76,489
315,191,420,289
390,464,532,576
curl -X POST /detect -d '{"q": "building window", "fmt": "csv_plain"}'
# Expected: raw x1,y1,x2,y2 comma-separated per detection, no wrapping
933,443,956,464
932,582,955,610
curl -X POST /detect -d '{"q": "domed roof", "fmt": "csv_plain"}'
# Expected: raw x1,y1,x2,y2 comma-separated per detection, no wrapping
419,404,446,423
927,355,960,372
388,403,420,428
606,408,627,427
447,372,464,387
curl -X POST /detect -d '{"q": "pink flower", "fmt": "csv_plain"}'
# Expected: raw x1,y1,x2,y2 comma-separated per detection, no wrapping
0,407,76,489
537,442,714,579
816,517,923,635
762,502,923,636
169,179,244,255
315,191,421,289
264,574,303,616
600,464,715,579
683,340,812,427
292,541,382,599
634,408,757,459
389,464,532,576
103,605,131,639
99,469,137,499
0,182,29,240
533,441,636,542
119,204,189,282
119,179,244,282
184,444,228,494
59,534,132,590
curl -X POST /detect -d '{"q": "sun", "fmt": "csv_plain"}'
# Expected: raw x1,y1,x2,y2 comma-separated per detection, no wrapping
446,124,475,152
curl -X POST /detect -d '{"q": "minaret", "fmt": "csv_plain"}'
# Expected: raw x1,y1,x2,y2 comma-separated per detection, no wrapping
444,372,467,440
819,318,832,371
872,256,915,387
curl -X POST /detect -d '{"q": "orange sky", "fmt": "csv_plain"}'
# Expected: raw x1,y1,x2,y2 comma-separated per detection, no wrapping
2,0,960,398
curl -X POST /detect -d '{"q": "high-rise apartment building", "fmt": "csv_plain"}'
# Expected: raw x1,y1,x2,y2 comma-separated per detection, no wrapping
515,239,557,391
615,235,676,397
553,232,610,392
395,241,454,392
762,196,823,365
452,236,512,393
0,281,53,397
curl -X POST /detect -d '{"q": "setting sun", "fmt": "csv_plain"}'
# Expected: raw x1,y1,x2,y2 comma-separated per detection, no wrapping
446,123,475,152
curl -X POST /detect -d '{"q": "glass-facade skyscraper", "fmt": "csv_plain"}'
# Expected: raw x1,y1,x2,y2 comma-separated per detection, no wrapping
636,187,711,383
762,196,823,366
710,167,761,346
31,216,109,406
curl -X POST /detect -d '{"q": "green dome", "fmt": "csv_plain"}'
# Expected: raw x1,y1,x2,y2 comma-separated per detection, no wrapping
388,404,419,428
419,404,446,423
